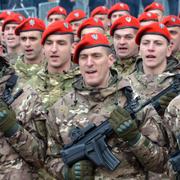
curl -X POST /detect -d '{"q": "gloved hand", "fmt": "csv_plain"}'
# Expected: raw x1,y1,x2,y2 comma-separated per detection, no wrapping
0,99,19,137
159,92,177,110
63,160,94,180
109,106,141,145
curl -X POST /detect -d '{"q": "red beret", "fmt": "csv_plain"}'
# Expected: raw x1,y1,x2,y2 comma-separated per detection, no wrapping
110,15,140,36
162,15,180,27
41,20,73,45
144,2,164,12
0,11,16,21
2,13,25,32
108,3,130,19
47,6,67,19
90,6,108,17
66,9,86,23
15,18,45,35
77,17,104,38
74,32,110,64
138,12,158,22
135,22,171,45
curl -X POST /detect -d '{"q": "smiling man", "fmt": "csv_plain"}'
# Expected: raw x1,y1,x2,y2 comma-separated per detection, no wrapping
110,15,140,77
129,22,179,117
29,20,80,109
14,18,45,87
2,13,25,64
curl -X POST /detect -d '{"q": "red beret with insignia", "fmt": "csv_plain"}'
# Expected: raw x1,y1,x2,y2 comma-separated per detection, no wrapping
41,20,73,45
47,6,67,19
144,2,164,12
74,32,110,64
91,6,108,17
15,17,45,35
110,15,140,36
162,15,180,27
138,12,158,22
0,11,15,21
77,17,104,38
108,3,130,19
135,22,171,45
66,9,86,23
2,13,25,32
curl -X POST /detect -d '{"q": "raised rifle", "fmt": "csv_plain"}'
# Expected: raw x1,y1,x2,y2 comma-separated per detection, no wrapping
60,74,180,171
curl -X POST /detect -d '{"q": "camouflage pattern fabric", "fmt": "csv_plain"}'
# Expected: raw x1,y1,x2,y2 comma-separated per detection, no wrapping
4,52,21,65
113,56,138,78
13,55,44,88
28,63,80,110
174,51,180,61
46,69,169,179
0,64,52,179
128,57,180,102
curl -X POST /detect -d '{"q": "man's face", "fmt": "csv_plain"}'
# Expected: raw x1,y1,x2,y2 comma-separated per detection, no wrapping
4,23,20,49
81,27,105,39
20,31,43,61
79,46,114,88
44,34,72,69
71,19,84,35
111,11,129,24
113,28,138,59
48,14,66,24
148,10,163,21
94,14,109,30
140,34,171,69
168,26,180,53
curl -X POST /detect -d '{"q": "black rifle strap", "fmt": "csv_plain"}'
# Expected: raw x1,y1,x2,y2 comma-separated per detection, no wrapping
2,73,18,104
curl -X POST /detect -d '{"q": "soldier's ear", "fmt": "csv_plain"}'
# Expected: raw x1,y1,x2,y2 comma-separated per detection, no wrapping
167,40,173,57
71,42,78,55
108,53,115,67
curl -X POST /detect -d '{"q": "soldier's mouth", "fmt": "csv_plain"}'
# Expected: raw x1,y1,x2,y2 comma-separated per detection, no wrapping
85,70,97,74
146,55,156,58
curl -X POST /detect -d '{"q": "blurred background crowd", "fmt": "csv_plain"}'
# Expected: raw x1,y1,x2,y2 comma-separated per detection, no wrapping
0,0,179,20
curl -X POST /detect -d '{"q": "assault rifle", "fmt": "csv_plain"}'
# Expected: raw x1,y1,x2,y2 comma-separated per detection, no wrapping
60,74,180,171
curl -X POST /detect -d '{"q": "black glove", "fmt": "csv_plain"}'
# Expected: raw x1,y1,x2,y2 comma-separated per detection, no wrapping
63,160,94,180
0,99,19,137
109,106,141,145
154,92,177,116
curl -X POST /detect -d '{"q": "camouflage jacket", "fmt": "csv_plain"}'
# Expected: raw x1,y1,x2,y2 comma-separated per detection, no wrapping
4,52,21,65
28,63,80,110
113,55,138,78
174,51,180,61
13,55,44,88
163,95,180,179
46,69,169,179
128,57,180,101
0,64,49,180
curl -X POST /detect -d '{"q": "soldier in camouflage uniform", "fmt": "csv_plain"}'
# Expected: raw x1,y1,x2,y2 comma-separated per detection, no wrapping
45,33,171,179
2,13,25,65
0,55,53,179
13,18,46,87
162,15,180,61
110,15,140,78
29,20,80,110
128,22,179,116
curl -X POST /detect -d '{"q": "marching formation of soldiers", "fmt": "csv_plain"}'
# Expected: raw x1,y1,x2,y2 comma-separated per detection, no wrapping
0,1,179,180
